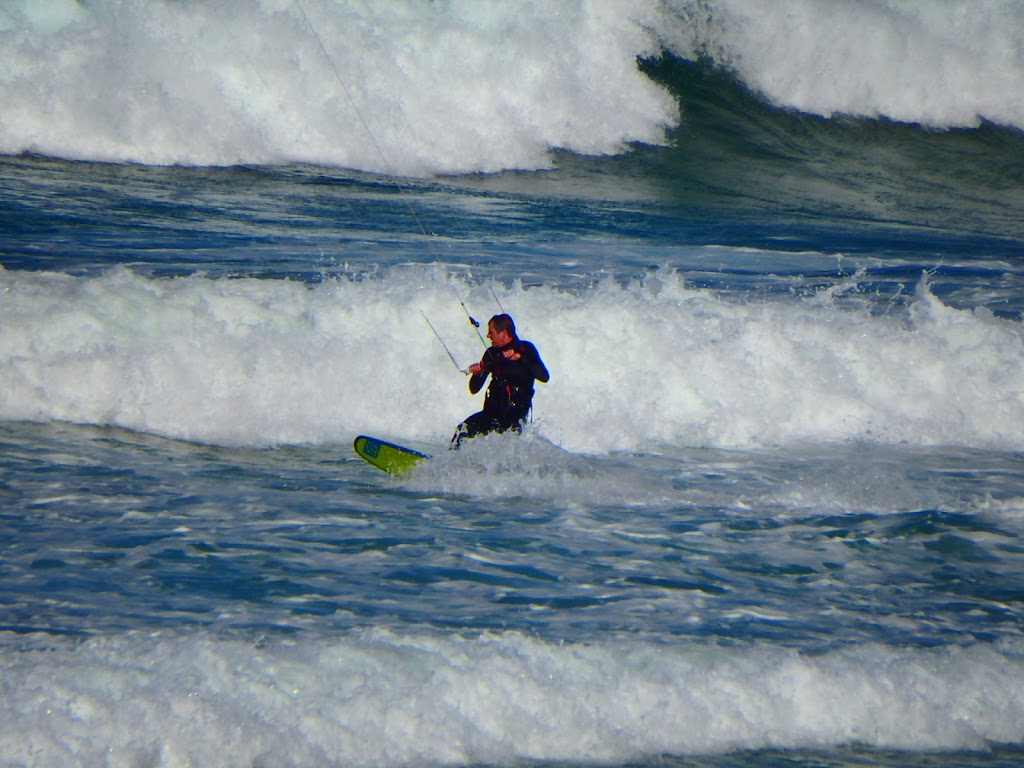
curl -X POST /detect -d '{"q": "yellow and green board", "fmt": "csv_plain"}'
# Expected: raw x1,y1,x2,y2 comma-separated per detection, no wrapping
353,435,431,475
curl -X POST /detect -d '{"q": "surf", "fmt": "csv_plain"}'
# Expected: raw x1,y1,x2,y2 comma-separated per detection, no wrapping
2,629,1023,766
2,1,1021,174
2,264,1022,454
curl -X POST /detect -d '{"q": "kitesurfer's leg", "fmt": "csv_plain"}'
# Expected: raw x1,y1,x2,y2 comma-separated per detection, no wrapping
450,411,500,449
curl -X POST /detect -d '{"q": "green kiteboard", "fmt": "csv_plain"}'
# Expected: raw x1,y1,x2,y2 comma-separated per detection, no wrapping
353,435,431,475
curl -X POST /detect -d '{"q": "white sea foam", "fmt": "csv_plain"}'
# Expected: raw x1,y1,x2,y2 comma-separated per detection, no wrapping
0,0,676,172
678,0,1024,128
1,0,1020,174
1,264,1023,453
1,630,1022,766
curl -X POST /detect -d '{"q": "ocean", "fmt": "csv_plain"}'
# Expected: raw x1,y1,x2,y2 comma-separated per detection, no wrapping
2,1,1024,766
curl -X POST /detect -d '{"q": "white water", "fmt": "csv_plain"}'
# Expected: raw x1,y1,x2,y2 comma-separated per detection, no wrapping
2,630,1022,767
2,264,1023,453
678,0,1024,128
2,0,1020,174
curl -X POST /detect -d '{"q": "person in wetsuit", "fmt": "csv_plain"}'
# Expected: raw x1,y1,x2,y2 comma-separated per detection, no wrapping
451,314,550,448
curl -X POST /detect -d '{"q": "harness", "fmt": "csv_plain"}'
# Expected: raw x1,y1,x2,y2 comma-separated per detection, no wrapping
484,346,533,415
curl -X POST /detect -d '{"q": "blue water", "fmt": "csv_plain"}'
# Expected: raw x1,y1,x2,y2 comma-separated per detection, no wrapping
3,2,1024,766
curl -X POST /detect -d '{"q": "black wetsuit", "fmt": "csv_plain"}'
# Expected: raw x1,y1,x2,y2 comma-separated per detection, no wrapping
452,338,549,447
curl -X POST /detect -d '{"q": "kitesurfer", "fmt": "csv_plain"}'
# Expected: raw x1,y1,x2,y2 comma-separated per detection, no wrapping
451,314,549,448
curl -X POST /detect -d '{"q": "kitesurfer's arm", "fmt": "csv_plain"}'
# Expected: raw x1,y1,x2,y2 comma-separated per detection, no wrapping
468,349,495,394
516,341,549,383
468,367,487,394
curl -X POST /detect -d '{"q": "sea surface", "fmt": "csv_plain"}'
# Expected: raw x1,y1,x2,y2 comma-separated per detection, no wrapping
2,1,1024,766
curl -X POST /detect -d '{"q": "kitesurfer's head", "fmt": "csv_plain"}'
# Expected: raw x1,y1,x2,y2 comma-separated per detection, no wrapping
487,314,516,346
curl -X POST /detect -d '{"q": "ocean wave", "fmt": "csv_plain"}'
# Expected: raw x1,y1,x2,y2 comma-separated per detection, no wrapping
671,0,1024,129
2,629,1022,765
1,0,1020,174
2,264,1022,452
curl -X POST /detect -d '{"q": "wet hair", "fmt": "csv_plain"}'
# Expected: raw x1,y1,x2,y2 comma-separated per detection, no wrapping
489,314,516,338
